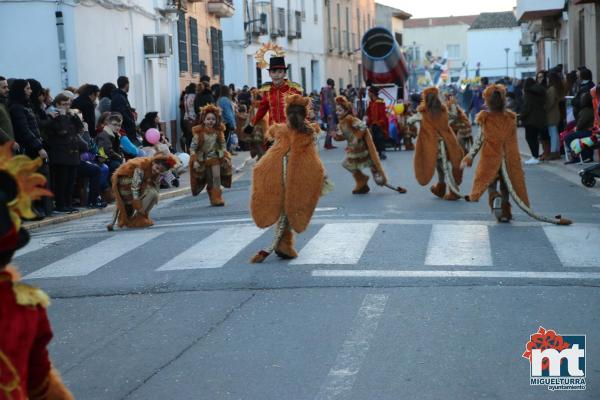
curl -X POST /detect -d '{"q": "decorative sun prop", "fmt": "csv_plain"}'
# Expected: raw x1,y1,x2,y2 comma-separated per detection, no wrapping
254,42,285,69
0,142,52,230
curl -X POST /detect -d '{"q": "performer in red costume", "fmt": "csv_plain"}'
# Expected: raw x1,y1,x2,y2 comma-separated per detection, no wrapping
365,86,389,159
244,56,303,134
0,141,73,400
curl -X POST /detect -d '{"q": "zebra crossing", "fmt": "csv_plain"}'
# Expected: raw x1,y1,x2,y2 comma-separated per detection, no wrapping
17,220,600,281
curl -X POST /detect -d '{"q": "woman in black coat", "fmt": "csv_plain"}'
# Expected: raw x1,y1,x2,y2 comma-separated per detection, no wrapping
520,77,549,165
46,93,85,212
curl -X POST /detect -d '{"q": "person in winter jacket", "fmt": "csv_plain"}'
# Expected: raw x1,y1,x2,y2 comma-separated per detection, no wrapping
520,78,548,164
72,83,99,137
110,76,139,145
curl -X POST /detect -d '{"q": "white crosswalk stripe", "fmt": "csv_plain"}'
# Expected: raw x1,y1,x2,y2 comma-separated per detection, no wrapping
24,231,163,279
156,226,265,271
543,225,600,267
15,236,61,258
290,223,379,265
20,221,600,280
425,224,492,266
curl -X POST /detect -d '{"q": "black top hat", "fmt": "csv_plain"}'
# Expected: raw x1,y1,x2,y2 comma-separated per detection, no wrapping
0,171,29,254
268,56,287,71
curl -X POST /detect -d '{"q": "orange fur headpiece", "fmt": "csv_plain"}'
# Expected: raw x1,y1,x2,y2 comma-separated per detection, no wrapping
285,94,311,114
335,96,352,111
482,84,507,101
422,86,440,100
199,104,223,126
152,153,177,170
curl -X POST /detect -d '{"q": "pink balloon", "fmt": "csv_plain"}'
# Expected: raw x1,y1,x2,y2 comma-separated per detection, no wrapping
145,128,160,145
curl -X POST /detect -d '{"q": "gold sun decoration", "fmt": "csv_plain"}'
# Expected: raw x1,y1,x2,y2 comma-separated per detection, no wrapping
254,42,286,70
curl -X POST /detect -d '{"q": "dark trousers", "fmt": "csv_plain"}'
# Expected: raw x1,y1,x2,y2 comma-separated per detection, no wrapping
51,164,77,210
370,124,386,154
34,162,53,216
524,125,548,158
78,161,101,204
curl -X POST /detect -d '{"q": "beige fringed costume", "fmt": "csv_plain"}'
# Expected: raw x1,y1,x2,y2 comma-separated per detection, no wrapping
189,104,233,206
414,87,464,200
250,95,325,262
333,96,406,194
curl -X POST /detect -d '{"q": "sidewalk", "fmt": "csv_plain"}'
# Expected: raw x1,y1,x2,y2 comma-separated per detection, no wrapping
516,127,599,194
23,151,255,231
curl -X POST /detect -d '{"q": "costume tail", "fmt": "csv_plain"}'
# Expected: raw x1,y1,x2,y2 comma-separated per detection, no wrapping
440,141,465,198
250,214,288,263
500,159,572,225
384,183,407,193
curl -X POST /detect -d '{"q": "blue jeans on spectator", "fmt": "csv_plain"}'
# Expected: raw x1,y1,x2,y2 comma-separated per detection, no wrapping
548,125,559,152
78,160,101,205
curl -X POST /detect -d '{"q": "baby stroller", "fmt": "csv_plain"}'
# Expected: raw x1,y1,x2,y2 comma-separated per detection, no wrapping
580,163,600,187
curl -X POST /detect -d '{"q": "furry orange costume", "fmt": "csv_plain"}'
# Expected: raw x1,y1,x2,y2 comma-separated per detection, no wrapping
189,104,232,206
250,95,325,262
462,85,571,225
414,87,464,200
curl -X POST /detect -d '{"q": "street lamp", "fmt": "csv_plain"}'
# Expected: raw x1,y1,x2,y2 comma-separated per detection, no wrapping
504,47,510,77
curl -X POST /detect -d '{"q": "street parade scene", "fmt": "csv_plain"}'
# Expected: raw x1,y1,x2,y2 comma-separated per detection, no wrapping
1,0,600,398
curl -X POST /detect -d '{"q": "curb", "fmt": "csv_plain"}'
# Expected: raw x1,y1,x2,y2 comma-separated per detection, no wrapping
24,155,254,232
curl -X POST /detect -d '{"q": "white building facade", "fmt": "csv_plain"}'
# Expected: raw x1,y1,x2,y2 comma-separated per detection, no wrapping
222,0,326,94
0,0,181,141
467,12,536,80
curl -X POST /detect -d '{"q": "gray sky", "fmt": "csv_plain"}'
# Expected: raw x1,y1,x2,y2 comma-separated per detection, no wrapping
376,0,517,18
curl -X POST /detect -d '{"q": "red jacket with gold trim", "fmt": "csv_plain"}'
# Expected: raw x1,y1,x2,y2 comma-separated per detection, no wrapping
251,80,303,126
366,98,389,138
0,269,73,400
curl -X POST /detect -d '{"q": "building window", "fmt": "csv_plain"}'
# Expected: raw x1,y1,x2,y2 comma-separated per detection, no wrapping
278,7,286,37
252,2,270,35
301,67,307,93
287,64,292,81
313,0,317,24
211,27,219,76
357,8,361,45
218,29,224,82
189,17,200,74
333,27,338,50
447,44,460,59
301,0,306,21
521,44,533,57
339,78,344,90
337,3,341,50
177,11,188,72
295,11,302,38
395,32,402,46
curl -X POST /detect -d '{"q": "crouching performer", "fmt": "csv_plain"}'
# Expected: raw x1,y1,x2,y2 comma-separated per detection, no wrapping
461,84,571,225
0,141,74,399
414,87,464,200
107,153,176,230
333,96,407,194
250,95,325,262
189,104,232,206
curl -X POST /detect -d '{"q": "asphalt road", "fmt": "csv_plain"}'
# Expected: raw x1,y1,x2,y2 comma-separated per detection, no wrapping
17,135,600,400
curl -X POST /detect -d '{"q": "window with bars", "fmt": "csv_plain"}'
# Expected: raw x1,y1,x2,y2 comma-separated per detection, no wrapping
278,7,286,36
210,27,219,76
295,11,302,38
288,10,297,39
189,17,200,74
177,11,188,72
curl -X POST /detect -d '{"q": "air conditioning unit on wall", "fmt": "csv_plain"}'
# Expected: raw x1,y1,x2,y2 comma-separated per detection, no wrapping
144,34,173,58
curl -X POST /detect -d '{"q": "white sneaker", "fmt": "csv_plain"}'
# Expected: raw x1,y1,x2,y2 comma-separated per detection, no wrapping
525,158,540,165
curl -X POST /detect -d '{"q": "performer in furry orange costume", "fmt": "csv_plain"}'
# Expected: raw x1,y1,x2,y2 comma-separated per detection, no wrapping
445,92,473,154
189,104,232,206
107,153,176,230
414,87,464,200
461,85,571,225
0,142,74,400
250,94,325,262
333,96,406,194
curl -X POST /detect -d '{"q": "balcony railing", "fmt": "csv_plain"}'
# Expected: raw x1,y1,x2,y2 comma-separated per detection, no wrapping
514,51,535,66
207,0,234,18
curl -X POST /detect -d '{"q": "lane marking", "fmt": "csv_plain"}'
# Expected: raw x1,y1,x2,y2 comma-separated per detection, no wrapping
24,231,163,279
543,225,600,267
314,294,388,400
156,226,264,270
15,236,61,258
425,224,492,266
312,270,600,279
291,223,378,265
